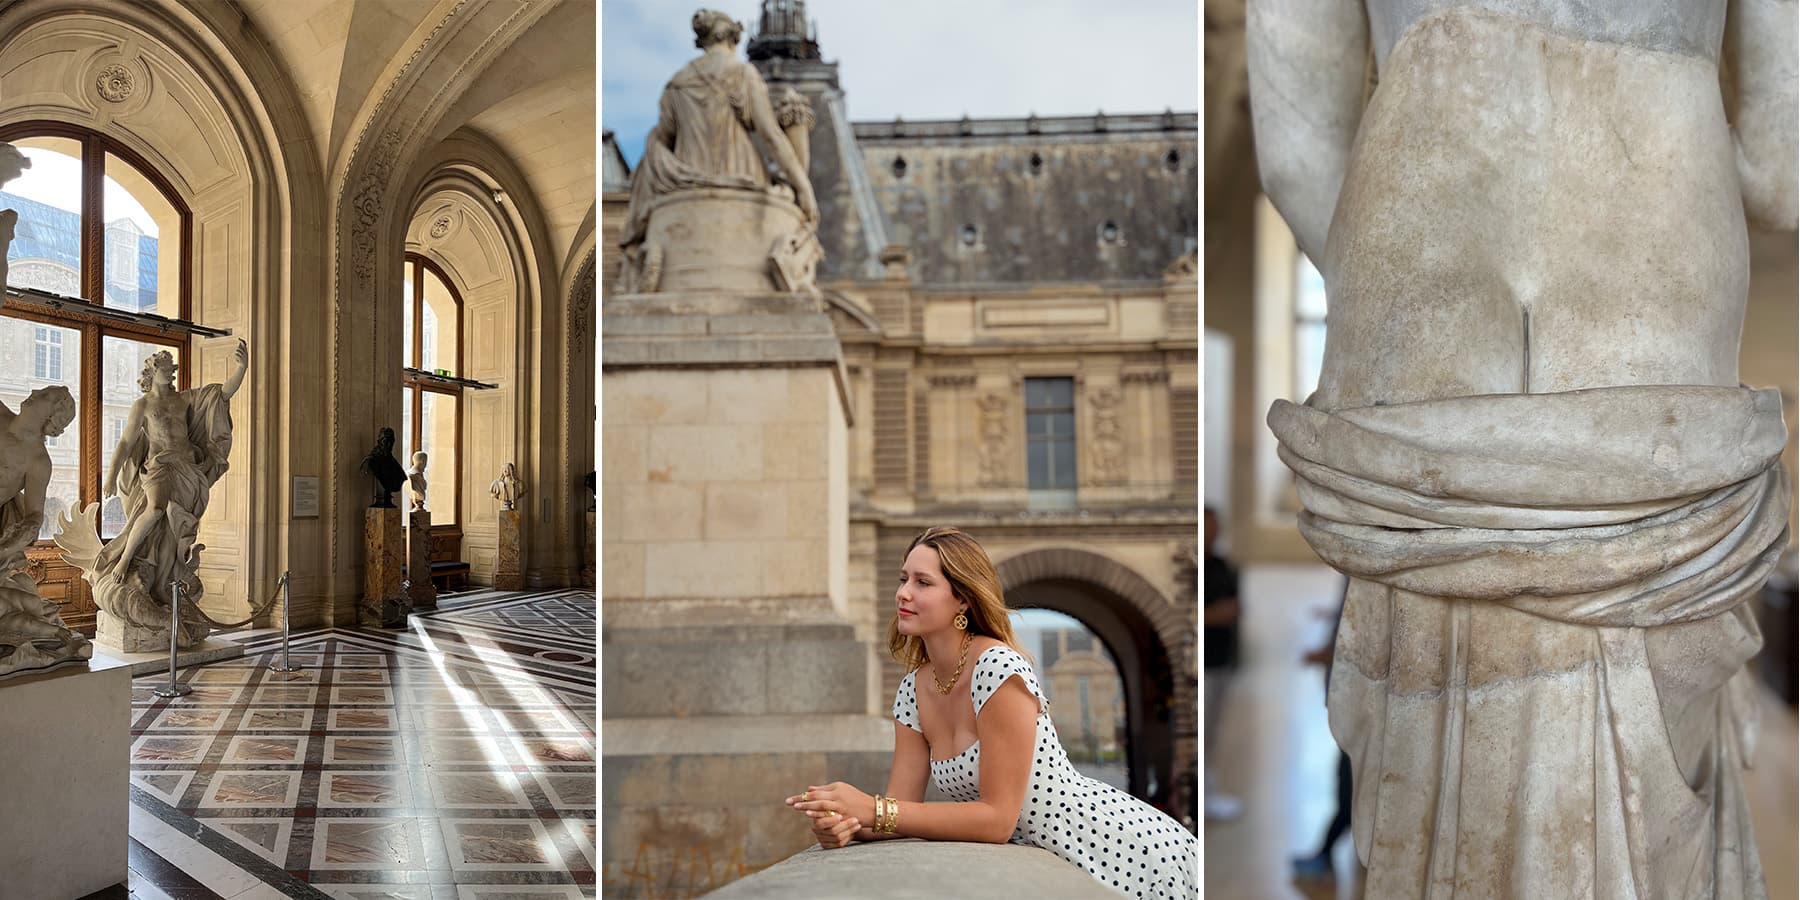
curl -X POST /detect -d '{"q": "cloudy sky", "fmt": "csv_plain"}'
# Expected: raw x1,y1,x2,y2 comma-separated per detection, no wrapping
602,0,1200,165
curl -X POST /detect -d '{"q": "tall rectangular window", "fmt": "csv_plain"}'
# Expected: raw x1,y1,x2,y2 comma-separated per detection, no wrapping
1025,377,1076,493
1294,253,1328,402
34,327,61,380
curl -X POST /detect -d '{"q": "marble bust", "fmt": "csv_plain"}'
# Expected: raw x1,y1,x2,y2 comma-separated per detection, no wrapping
1251,1,1796,896
360,428,407,509
489,462,526,511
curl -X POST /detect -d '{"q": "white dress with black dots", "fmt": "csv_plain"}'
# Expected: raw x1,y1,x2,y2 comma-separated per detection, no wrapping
892,646,1198,899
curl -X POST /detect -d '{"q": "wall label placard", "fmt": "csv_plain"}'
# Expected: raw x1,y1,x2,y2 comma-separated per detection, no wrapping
293,476,320,518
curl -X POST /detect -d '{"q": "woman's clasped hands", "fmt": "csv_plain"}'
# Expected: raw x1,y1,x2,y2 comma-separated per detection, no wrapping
783,782,875,849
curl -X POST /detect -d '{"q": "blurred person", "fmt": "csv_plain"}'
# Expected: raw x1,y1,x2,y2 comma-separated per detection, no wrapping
1295,579,1353,880
1203,506,1243,820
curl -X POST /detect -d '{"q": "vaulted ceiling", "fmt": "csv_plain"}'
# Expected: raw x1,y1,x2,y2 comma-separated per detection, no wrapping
233,0,596,271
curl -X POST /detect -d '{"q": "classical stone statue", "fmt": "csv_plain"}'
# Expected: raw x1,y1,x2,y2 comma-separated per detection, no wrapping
361,429,407,509
0,386,91,678
489,462,526,511
56,340,249,650
0,144,29,295
616,8,822,295
1251,1,1795,896
406,450,428,511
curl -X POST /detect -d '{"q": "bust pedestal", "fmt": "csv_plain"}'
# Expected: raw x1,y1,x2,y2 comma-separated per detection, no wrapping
362,507,405,627
582,510,597,589
406,509,436,610
495,509,524,591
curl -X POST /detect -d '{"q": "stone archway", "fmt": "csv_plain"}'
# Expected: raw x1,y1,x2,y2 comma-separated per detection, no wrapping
996,547,1195,806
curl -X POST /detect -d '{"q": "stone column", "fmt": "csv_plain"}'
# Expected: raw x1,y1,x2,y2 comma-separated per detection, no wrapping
406,510,435,610
361,507,404,627
494,509,524,591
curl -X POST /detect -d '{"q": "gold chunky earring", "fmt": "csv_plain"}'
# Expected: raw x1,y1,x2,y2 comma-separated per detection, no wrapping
953,611,969,631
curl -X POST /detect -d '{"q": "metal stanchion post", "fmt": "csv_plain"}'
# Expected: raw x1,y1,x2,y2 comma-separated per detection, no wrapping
271,571,300,673
153,580,193,698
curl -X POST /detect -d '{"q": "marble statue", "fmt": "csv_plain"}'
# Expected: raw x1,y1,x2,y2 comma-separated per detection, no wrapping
406,451,428,511
1251,1,1796,896
616,8,822,295
56,340,249,650
0,143,26,293
361,429,407,509
0,386,91,678
489,463,526,511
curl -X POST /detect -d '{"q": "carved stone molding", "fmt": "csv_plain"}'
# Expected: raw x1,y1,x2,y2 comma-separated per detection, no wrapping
927,372,977,388
429,214,452,239
976,392,1010,487
1088,386,1125,485
1121,370,1171,385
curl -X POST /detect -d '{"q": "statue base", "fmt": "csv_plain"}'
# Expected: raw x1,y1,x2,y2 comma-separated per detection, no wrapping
362,507,406,628
96,609,176,654
406,510,436,610
495,509,523,591
641,188,816,294
581,510,596,589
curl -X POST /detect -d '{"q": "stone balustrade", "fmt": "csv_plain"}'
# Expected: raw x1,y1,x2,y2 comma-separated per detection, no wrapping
701,838,1120,898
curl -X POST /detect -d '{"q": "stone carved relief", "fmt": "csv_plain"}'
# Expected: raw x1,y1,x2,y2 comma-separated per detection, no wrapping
95,63,134,102
1087,386,1125,485
429,215,452,239
0,385,92,678
56,341,252,651
976,392,1011,487
616,9,821,296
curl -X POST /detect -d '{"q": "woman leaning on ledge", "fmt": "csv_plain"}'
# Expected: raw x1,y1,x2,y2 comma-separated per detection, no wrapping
786,526,1198,899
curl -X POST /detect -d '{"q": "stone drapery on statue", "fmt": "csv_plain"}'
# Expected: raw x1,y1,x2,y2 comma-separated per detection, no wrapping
1268,387,1787,896
57,344,250,650
1250,1,1796,896
616,8,822,296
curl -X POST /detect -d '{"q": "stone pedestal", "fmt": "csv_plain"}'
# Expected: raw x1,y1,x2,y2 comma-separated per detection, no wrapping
362,507,405,627
406,510,436,610
0,653,130,899
581,510,597,589
644,189,807,293
602,290,880,890
96,609,168,654
495,509,524,591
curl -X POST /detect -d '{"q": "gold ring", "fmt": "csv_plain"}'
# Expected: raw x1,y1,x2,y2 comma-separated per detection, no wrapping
802,790,811,802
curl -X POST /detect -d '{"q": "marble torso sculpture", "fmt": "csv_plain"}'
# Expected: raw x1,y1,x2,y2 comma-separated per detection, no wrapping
0,387,91,677
56,341,249,650
616,8,822,295
406,451,428,511
0,143,27,291
1251,2,1796,896
361,429,407,509
489,463,526,511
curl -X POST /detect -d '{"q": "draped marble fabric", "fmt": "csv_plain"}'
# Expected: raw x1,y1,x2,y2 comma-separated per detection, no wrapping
1269,386,1788,899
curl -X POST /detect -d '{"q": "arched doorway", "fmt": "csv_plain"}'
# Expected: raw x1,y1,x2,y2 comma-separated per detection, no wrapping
998,548,1192,806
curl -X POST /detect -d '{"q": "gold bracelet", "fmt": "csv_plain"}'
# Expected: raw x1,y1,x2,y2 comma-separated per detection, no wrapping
887,797,900,834
873,794,886,832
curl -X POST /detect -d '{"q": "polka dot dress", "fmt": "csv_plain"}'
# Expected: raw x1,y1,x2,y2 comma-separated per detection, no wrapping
893,646,1198,899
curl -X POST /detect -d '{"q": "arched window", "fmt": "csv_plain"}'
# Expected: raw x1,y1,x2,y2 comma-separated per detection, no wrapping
400,254,463,525
0,124,189,540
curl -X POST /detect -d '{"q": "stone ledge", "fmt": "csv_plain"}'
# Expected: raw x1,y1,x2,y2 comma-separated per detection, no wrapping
700,839,1119,898
602,714,892,757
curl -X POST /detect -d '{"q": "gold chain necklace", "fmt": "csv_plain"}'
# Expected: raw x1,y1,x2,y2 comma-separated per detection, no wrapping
931,630,973,695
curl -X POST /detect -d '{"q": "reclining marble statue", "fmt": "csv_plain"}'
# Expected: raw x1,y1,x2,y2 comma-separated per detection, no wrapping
56,340,252,651
615,8,823,296
1250,0,1795,896
0,386,91,679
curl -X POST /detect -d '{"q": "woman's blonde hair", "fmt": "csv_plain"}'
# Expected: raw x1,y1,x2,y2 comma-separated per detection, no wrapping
887,525,1026,670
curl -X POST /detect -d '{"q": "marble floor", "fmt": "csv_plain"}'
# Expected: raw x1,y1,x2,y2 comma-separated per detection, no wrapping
1203,565,1800,900
109,588,597,900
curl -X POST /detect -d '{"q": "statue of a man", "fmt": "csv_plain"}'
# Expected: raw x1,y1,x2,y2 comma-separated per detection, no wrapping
0,144,31,294
0,386,90,676
489,462,526,511
1252,2,1795,896
55,340,246,649
616,8,820,293
98,341,247,579
406,451,428,511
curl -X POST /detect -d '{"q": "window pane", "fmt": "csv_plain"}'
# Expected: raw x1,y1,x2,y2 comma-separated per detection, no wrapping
419,391,458,524
1295,322,1327,402
1048,410,1074,438
101,337,176,538
401,388,414,457
103,153,179,317
421,266,457,376
1295,253,1327,319
1027,439,1048,489
0,315,80,539
1024,377,1073,410
1026,411,1049,437
2,137,84,298
402,271,415,369
1051,437,1076,488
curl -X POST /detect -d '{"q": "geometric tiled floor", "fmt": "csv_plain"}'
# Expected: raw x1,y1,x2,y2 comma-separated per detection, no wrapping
120,589,597,900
